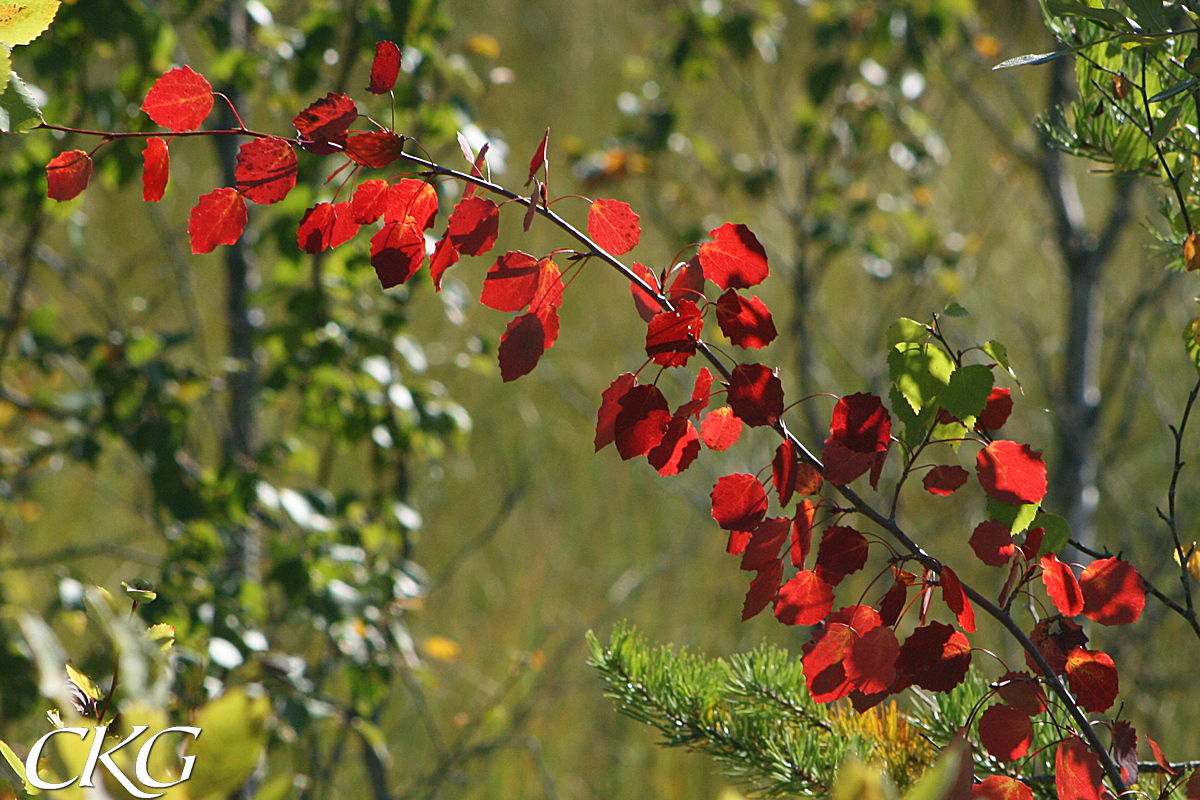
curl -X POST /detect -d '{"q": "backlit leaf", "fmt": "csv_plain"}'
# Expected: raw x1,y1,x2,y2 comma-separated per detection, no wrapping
895,622,972,693
0,70,43,133
1041,553,1084,617
978,387,1013,431
1111,720,1138,784
1055,738,1105,800
366,41,401,94
698,222,769,289
526,128,548,187
498,311,550,382
995,671,1047,716
879,570,909,627
614,384,671,460
350,179,389,223
383,178,438,229
189,187,247,254
142,66,213,132
971,776,1032,800
481,251,540,312
45,149,92,201
1080,557,1145,626
772,439,796,506
0,0,60,46
742,557,783,621
939,566,975,632
647,416,700,476
588,198,640,255
979,703,1033,761
710,473,768,531
715,289,777,349
992,50,1071,70
815,525,868,587
970,521,1015,567
844,625,899,696
370,218,425,288
645,299,703,367
791,500,815,568
726,363,784,427
447,196,500,256
976,440,1047,506
429,236,460,290
235,136,297,204
700,406,742,450
628,262,661,322
344,131,406,168
774,569,834,626
739,517,790,572
1027,617,1088,675
297,202,359,254
923,465,968,496
802,622,855,703
822,393,892,488
666,256,706,303
293,93,357,150
141,136,169,202
594,373,636,451
941,363,993,424
186,687,270,800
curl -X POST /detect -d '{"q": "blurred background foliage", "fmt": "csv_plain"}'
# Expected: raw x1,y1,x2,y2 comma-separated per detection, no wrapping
0,0,1198,799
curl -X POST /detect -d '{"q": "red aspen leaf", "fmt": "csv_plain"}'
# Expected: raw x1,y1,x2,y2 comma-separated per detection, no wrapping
970,521,1016,567
344,131,406,169
710,473,768,531
726,363,784,427
821,393,892,489
629,262,661,323
814,525,869,587
141,66,213,132
773,439,797,506
674,367,714,419
940,566,976,633
978,387,1013,431
878,571,909,627
716,289,777,349
698,222,769,290
1188,772,1200,800
447,196,500,256
481,251,540,312
976,440,1047,506
526,128,548,187
666,256,706,304
350,179,390,224
1147,737,1175,775
795,463,823,496
1064,647,1119,713
188,187,247,254
895,622,972,693
293,93,358,152
645,299,703,367
141,137,169,202
700,406,742,450
742,557,783,621
738,517,790,572
979,703,1033,762
370,218,426,288
791,500,815,568
297,202,359,254
461,141,489,198
773,569,834,626
498,312,548,382
429,237,460,290
1080,557,1145,626
971,776,1033,800
594,373,636,452
1110,720,1138,784
728,529,752,556
1041,553,1084,617
1019,526,1045,562
844,625,899,695
995,671,1047,716
384,178,439,229
923,465,969,496
46,149,92,201
614,384,671,460
534,303,560,350
234,137,297,205
827,604,883,633
587,198,640,255
1056,738,1105,800
802,622,855,703
647,416,700,476
1027,617,1087,675
366,41,401,94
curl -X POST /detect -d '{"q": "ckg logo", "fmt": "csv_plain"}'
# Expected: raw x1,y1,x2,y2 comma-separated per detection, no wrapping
25,725,200,799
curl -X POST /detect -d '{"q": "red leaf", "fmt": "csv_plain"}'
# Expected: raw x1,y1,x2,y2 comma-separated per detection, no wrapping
879,570,910,627
822,393,891,488
828,604,883,633
940,566,976,633
1027,617,1088,675
844,626,899,695
727,529,752,556
698,222,769,290
370,218,426,288
297,202,359,254
1056,738,1105,800
773,439,797,506
895,622,972,693
1110,720,1138,784
1064,647,1119,713
384,179,439,229
1147,736,1175,775
814,525,869,587
667,257,706,304
350,179,390,224
1188,772,1200,800
1080,557,1145,626
429,237,460,290
971,776,1033,800
1019,527,1045,562
1041,554,1084,617
46,150,93,201
923,465,969,496
716,289,777,349
742,557,783,621
979,703,1033,761
970,521,1016,567
614,384,671,460
995,671,1047,716
526,128,549,187
675,367,713,419
791,500,815,568
594,373,637,451
447,196,500,256
976,440,1047,506
481,252,540,312
647,416,700,476
700,406,742,450
141,137,169,202
188,187,247,254
802,622,855,703
629,262,661,323
587,198,640,255
978,387,1013,431
645,300,703,367
293,93,358,150
142,66,213,132
739,517,790,572
726,363,784,427
710,473,768,531
498,312,548,382
234,137,297,205
344,131,406,169
366,41,401,94
773,570,834,626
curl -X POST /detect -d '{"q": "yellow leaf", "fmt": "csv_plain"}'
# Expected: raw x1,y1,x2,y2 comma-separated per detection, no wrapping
1173,542,1200,583
0,0,60,47
423,635,461,663
65,663,102,701
1185,233,1200,272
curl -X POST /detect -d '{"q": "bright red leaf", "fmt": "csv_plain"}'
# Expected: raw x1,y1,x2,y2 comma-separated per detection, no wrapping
742,557,783,621
429,237,460,290
791,500,815,568
814,525,869,587
587,198,640,255
666,257,706,304
976,440,1047,506
370,218,426,288
1064,647,1119,713
645,300,703,367
142,66,213,132
710,473,768,531
235,137,297,204
978,387,1013,431
526,128,548,187
802,622,855,703
447,196,500,256
772,439,797,506
726,363,784,427
697,222,769,290
979,703,1033,761
1056,738,1105,800
773,570,834,626
739,517,790,572
629,262,661,322
940,566,976,633
46,150,93,201
970,521,1016,567
822,393,891,488
716,289,777,349
1080,557,1145,626
647,416,700,476
498,311,550,382
1148,736,1175,775
367,41,401,94
384,179,439,229
297,202,359,254
995,671,1047,716
350,179,390,224
344,131,406,169
1027,617,1088,675
687,368,714,414
923,465,969,496
189,187,247,254
895,622,972,693
844,626,899,695
594,373,636,451
141,137,169,202
614,384,671,460
1041,554,1084,617
700,406,742,451
971,776,1033,800
293,93,358,152
481,251,540,312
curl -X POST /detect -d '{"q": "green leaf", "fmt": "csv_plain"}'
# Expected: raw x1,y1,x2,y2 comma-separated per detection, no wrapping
1151,103,1183,144
940,364,994,426
1046,0,1131,30
888,341,954,414
981,339,1020,387
886,317,929,347
1148,77,1199,104
1185,318,1200,371
988,497,1040,534
890,385,939,451
1033,511,1072,555
1111,122,1154,172
121,580,158,603
185,687,271,800
901,740,970,800
0,48,10,95
833,757,895,800
992,50,1072,70
0,70,42,133
1122,0,1166,33
941,302,969,317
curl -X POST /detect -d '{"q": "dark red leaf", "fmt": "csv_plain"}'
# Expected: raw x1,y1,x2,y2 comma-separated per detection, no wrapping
791,500,815,568
189,187,247,254
1027,617,1087,675
740,517,790,572
878,570,910,627
700,406,742,450
978,387,1013,431
141,137,169,202
526,128,549,187
674,367,713,419
815,525,869,587
234,137,297,205
844,625,899,695
1110,720,1138,784
716,289,777,349
726,363,784,427
1080,557,1145,626
429,236,460,290
1042,554,1084,617
645,300,703,367
773,569,834,626
350,179,390,224
384,179,438,229
970,521,1016,567
971,776,1033,800
344,131,406,169
367,41,401,94
995,671,1047,716
979,703,1033,761
1056,738,1105,800
588,198,641,255
594,373,637,452
614,384,671,460
46,150,93,201
802,622,855,703
773,439,797,506
1064,647,1119,713
697,222,769,290
822,393,891,488
629,262,661,323
710,473,768,531
498,312,548,382
940,566,976,633
976,440,1048,506
742,557,783,621
370,218,426,288
895,622,972,693
297,202,359,254
447,196,500,256
142,66,213,132
647,416,700,476
1019,527,1045,562
923,465,969,496
293,93,358,149
666,256,706,304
